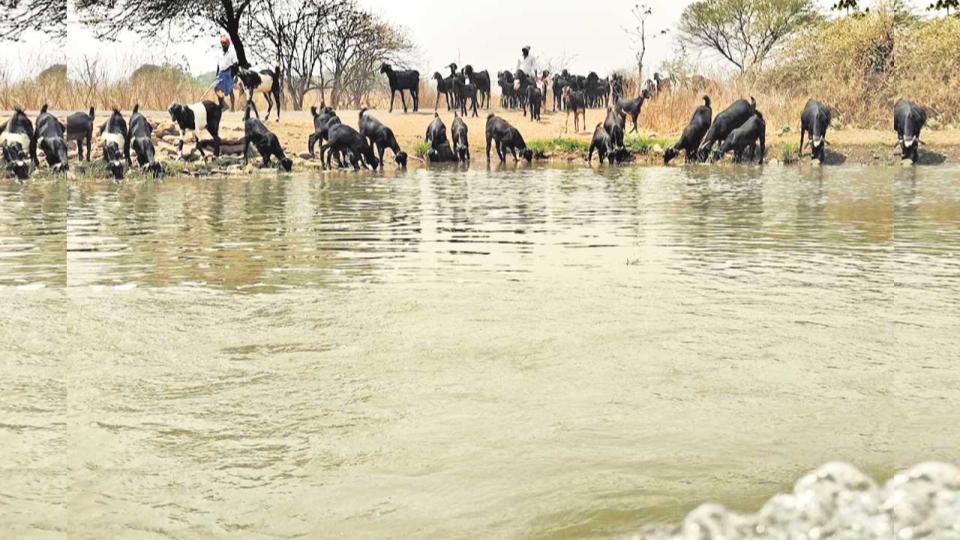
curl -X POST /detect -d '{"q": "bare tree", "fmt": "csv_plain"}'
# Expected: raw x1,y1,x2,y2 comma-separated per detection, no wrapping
0,0,66,41
625,4,657,83
337,19,414,108
246,0,337,110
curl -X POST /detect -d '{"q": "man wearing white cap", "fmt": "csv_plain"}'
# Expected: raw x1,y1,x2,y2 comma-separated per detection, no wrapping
516,46,540,77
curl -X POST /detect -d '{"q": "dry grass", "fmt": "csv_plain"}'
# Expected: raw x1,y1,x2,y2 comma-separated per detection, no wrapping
2,11,958,136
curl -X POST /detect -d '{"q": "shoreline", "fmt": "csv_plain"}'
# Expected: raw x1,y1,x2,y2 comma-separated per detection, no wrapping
6,108,960,179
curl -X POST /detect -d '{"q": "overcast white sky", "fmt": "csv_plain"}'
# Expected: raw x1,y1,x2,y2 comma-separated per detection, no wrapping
0,0,932,82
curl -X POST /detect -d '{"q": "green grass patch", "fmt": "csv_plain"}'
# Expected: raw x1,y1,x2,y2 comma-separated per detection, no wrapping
526,137,589,158
624,135,674,154
413,141,432,159
778,142,799,164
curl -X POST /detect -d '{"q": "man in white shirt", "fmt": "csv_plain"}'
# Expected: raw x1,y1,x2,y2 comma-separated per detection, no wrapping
516,46,540,77
215,35,239,111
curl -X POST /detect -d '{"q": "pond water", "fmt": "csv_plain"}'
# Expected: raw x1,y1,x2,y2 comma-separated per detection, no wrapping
1,164,958,538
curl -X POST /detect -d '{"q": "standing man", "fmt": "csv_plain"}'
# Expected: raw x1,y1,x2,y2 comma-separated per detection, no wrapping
215,35,239,111
516,46,539,77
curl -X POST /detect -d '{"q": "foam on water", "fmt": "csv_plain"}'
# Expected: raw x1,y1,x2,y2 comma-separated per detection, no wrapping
630,462,960,540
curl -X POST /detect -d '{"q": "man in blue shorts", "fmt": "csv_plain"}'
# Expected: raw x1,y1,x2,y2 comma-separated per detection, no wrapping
215,35,239,111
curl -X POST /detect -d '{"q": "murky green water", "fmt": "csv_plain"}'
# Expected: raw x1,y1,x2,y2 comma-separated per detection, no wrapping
1,165,958,538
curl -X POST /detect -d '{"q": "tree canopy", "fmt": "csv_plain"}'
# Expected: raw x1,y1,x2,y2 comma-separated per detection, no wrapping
0,0,66,41
76,0,255,67
678,0,820,72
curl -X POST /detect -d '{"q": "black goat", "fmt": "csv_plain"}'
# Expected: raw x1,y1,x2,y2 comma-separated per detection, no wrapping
498,71,517,109
359,108,407,169
697,97,756,161
0,108,34,180
451,113,470,162
462,65,491,109
380,63,420,113
552,71,572,112
894,99,927,164
168,100,222,160
36,104,69,172
243,102,293,171
433,72,457,111
562,87,588,133
99,108,129,180
128,104,162,177
424,114,457,163
236,66,282,121
320,124,379,170
307,105,341,156
799,99,832,162
614,89,651,133
587,124,623,165
603,107,626,151
716,111,766,164
454,75,480,118
66,108,95,162
664,96,712,165
485,114,532,163
527,85,542,121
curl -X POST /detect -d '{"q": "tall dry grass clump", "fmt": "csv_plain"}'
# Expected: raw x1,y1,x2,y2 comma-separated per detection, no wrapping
0,61,209,111
758,7,897,128
896,16,960,126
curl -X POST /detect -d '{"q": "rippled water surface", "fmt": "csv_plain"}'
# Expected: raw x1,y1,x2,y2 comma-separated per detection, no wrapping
1,165,959,538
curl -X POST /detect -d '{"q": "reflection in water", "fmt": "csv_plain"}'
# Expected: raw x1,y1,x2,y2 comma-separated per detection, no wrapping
1,166,959,538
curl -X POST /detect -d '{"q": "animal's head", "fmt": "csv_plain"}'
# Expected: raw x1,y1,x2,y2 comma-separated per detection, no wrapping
40,137,70,171
2,143,30,180
144,161,163,178
521,149,534,163
641,88,653,100
103,141,125,180
167,103,184,122
433,72,443,82
367,154,380,169
279,157,293,172
663,147,679,165
132,137,156,167
379,63,391,74
395,151,408,168
455,144,468,162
